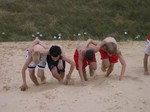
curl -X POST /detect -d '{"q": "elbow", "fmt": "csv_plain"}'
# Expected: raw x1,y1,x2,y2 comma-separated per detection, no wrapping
122,61,126,69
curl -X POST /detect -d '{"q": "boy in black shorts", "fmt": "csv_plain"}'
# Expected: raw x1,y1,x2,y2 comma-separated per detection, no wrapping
47,46,66,82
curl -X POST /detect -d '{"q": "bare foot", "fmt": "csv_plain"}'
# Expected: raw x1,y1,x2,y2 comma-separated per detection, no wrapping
40,77,46,84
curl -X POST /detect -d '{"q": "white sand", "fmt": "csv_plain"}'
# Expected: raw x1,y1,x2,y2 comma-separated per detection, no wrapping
0,40,150,112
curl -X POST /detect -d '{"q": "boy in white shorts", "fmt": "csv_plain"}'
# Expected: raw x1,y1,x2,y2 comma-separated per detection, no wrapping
143,34,150,75
20,40,47,91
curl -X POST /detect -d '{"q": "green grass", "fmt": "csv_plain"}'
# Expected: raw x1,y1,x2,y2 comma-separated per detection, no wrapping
0,0,149,41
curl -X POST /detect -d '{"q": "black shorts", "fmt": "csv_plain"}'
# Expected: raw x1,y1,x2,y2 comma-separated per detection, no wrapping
47,55,65,73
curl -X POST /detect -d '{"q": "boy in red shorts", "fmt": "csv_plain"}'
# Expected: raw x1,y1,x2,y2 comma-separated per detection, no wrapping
99,37,126,80
74,39,100,85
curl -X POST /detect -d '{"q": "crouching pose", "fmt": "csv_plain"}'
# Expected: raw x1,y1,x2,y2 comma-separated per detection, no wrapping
74,39,101,85
20,39,47,91
99,37,126,80
29,39,75,84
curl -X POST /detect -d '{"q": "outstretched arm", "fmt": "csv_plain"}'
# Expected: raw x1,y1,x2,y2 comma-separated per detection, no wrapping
77,53,85,84
85,39,99,48
64,56,75,80
20,55,32,91
118,51,126,80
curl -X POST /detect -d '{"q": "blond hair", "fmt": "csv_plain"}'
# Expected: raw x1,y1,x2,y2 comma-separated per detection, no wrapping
32,51,40,63
105,42,117,55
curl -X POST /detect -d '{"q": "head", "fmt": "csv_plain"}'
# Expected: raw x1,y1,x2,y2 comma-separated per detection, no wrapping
105,42,117,55
32,51,40,64
84,49,95,60
49,45,62,61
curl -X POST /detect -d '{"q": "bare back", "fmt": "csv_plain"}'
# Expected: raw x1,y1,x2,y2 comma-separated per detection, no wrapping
76,41,99,55
33,44,47,56
101,37,120,54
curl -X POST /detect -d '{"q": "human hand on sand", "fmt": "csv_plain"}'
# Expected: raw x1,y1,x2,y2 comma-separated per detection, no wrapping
64,78,74,85
81,81,87,86
20,84,28,91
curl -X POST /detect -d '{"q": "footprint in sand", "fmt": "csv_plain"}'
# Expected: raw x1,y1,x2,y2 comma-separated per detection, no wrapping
3,85,11,91
124,75,142,82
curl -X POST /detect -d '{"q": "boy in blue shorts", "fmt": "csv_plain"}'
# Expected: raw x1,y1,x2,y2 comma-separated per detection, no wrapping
20,39,47,91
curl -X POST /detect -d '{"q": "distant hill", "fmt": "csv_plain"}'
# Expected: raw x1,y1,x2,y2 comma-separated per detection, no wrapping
0,0,149,41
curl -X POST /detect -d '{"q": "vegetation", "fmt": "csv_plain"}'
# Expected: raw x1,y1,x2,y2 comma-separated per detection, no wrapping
0,0,149,41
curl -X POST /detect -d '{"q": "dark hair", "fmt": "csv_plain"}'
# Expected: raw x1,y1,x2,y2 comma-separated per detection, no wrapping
105,42,117,55
49,45,62,57
84,49,95,60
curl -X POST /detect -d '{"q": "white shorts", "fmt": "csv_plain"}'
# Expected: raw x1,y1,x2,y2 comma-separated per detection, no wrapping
26,49,46,70
145,43,150,55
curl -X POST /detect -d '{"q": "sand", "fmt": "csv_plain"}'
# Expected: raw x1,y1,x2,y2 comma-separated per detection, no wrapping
0,40,150,112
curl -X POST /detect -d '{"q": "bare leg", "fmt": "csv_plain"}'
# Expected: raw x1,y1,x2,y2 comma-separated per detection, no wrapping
51,67,63,82
83,69,88,81
89,62,97,77
101,63,106,72
28,69,39,85
144,53,149,75
60,72,65,80
101,59,110,72
37,68,46,83
105,63,114,77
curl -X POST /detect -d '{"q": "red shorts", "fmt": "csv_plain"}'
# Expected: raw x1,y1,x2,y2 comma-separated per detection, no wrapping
99,49,118,63
74,50,96,70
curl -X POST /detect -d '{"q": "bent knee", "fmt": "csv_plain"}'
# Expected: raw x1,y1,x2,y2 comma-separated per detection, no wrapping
51,67,58,75
90,65,97,70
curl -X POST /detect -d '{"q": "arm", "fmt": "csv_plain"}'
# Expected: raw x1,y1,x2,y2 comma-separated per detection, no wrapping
37,39,49,49
64,56,75,79
78,53,85,83
29,38,49,51
28,38,40,50
85,39,98,48
118,51,126,80
60,47,75,79
89,40,106,53
20,55,32,91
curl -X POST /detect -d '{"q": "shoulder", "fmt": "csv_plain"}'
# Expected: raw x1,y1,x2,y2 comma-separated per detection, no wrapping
103,37,117,44
117,49,122,55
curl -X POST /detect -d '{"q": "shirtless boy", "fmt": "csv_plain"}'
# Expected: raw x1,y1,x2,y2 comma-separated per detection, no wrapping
20,39,47,91
99,37,126,80
74,39,100,84
29,39,75,83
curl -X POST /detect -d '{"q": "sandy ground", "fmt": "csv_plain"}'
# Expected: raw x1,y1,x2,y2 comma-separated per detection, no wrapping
0,40,150,112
